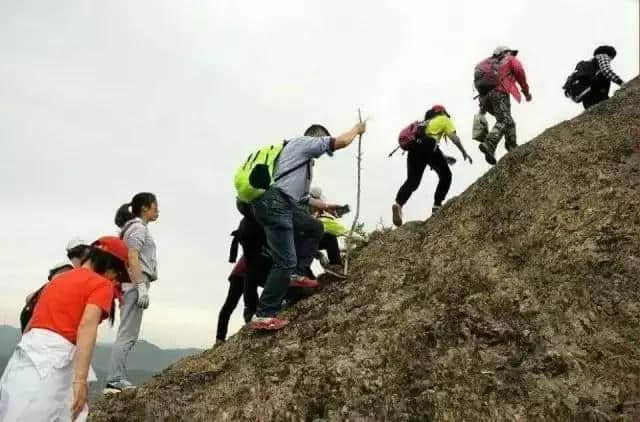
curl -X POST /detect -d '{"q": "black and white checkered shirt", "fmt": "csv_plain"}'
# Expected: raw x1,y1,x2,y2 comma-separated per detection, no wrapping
595,54,624,85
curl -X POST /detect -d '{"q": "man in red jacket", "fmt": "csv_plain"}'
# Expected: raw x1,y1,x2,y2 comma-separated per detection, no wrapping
478,46,532,165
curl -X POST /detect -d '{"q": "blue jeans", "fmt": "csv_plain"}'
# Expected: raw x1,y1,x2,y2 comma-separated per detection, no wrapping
252,187,324,317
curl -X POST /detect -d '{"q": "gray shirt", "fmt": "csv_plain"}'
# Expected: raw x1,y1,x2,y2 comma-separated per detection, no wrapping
273,136,334,202
122,218,158,281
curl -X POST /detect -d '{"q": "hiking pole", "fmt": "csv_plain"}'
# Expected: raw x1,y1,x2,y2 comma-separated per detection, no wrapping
344,108,363,276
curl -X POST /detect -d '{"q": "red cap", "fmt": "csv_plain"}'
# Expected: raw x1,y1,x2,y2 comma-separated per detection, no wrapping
431,104,447,114
94,236,129,265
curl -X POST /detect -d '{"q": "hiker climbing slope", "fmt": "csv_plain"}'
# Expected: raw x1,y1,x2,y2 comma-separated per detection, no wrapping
233,201,270,324
475,46,532,165
563,45,625,110
234,121,366,331
215,256,264,344
309,186,354,279
392,105,472,227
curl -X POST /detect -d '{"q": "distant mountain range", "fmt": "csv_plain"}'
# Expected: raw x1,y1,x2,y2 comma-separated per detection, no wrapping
0,325,202,398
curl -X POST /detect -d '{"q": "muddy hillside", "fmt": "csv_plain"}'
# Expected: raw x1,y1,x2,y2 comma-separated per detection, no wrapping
92,79,640,421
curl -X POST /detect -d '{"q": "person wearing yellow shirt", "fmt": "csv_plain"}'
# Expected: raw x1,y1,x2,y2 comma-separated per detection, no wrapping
392,105,473,226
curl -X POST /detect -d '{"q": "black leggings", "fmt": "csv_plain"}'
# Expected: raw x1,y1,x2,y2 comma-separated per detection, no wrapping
319,233,341,265
216,275,244,341
582,91,609,109
395,139,452,207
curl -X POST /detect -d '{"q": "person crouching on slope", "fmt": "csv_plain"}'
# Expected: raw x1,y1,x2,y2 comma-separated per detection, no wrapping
0,237,128,421
476,46,532,165
309,186,352,279
249,121,366,331
392,105,472,227
105,192,159,393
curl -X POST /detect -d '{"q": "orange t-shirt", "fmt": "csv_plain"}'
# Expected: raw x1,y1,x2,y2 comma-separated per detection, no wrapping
29,267,115,344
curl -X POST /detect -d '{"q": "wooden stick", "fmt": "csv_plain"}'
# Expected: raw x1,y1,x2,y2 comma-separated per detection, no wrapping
344,108,363,276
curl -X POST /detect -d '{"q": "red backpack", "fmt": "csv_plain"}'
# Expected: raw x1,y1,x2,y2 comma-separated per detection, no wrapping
474,56,501,96
389,120,424,157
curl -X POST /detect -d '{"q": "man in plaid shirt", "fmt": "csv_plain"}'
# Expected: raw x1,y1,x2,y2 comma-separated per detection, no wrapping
583,45,624,109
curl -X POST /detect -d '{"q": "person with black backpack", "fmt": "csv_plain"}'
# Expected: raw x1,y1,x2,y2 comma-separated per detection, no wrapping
391,105,472,227
563,45,624,109
474,46,532,165
216,203,271,343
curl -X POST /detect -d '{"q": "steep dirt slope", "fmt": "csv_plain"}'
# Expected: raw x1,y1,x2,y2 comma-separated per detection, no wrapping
92,79,640,421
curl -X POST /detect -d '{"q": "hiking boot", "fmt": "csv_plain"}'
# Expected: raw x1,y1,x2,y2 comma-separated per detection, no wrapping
392,203,403,227
249,316,288,331
289,275,319,288
479,142,497,165
323,264,347,279
103,379,136,394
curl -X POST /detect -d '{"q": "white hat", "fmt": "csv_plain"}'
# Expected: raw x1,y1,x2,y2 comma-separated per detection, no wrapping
66,237,91,252
310,187,327,203
310,186,324,200
493,46,518,56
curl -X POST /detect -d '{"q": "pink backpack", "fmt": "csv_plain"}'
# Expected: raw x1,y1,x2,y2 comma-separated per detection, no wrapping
389,120,425,157
398,121,422,150
474,57,501,96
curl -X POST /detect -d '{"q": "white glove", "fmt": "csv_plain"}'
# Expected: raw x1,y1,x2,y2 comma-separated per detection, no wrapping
136,283,150,309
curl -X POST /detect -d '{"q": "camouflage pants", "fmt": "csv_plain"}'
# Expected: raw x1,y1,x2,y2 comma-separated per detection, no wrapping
480,90,516,153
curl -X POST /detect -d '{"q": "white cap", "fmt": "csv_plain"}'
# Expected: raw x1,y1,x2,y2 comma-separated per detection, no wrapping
66,237,91,252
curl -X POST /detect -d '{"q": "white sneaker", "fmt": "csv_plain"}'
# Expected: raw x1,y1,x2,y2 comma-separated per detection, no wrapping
103,379,136,394
317,252,330,268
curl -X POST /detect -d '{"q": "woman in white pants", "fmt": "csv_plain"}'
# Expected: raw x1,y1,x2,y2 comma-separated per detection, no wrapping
0,236,128,421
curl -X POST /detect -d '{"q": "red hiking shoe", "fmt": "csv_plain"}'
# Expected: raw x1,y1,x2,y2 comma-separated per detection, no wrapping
249,317,288,331
289,276,319,288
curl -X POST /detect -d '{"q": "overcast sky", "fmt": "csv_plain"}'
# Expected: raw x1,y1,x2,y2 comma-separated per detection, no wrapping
0,1,637,349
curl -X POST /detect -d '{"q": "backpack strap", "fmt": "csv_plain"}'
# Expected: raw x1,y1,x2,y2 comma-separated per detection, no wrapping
119,219,139,240
270,139,311,182
272,142,310,182
273,159,310,182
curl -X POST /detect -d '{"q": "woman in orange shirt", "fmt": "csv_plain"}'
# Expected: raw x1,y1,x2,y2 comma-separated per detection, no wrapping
0,236,128,421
